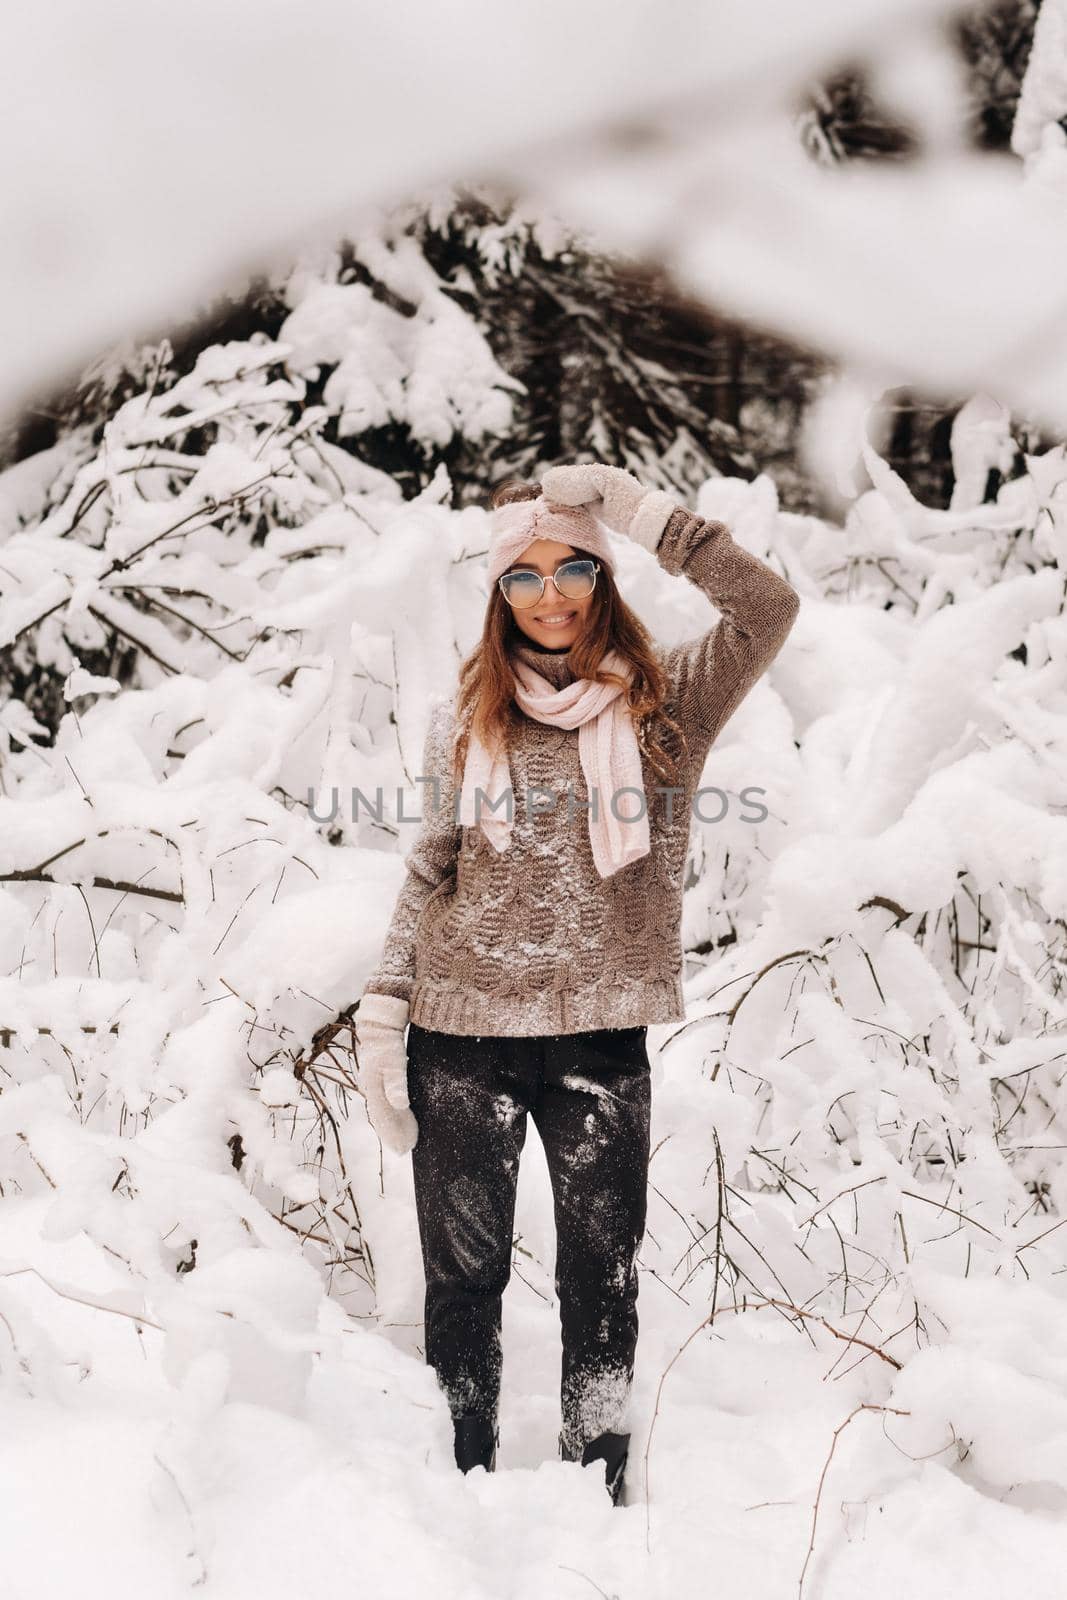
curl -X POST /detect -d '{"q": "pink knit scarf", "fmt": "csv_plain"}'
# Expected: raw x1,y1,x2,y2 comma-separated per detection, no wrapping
457,649,651,879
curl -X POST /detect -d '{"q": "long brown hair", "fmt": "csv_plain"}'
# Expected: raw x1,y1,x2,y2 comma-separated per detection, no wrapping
449,478,688,787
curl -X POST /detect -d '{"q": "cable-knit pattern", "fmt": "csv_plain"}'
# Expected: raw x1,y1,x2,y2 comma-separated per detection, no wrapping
361,506,801,1036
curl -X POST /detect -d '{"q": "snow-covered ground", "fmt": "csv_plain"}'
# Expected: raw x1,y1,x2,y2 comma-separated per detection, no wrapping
7,1073,1067,1600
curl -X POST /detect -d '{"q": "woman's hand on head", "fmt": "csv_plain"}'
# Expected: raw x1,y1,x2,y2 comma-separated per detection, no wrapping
542,463,677,554
541,462,609,509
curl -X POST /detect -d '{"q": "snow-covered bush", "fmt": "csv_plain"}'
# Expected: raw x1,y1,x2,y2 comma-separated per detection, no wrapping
0,247,523,1402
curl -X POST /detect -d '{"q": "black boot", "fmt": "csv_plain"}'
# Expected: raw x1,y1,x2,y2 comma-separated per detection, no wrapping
452,1411,498,1473
560,1429,630,1506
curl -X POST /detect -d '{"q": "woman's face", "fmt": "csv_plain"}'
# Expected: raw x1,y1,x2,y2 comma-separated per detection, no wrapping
504,537,598,650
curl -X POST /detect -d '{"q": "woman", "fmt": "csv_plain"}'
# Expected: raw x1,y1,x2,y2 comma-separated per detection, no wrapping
354,461,800,1504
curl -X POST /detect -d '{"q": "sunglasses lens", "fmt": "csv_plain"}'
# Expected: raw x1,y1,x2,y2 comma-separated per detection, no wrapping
500,571,543,608
555,560,596,599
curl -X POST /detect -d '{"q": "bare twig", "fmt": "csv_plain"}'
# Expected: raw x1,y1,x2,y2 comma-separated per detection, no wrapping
797,1402,910,1599
643,1296,902,1553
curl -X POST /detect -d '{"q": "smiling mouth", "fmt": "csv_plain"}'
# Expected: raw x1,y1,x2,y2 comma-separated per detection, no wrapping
535,611,577,626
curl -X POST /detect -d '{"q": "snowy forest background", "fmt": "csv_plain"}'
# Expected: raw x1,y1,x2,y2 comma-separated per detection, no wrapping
2,1,1067,1595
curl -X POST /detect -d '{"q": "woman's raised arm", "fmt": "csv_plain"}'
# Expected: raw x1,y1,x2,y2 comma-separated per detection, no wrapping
654,504,800,748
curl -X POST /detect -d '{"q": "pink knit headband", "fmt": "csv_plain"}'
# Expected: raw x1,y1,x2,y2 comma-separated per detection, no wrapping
487,495,616,588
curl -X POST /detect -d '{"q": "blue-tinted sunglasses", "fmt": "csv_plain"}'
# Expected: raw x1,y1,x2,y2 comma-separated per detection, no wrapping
498,558,601,610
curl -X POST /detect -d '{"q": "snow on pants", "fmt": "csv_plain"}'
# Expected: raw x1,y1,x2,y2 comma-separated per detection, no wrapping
406,1020,651,1457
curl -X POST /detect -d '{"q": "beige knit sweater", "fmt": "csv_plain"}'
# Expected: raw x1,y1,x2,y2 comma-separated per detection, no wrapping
361,505,801,1036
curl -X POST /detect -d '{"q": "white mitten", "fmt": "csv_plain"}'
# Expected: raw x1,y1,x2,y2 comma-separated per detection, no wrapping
541,462,677,554
354,992,419,1155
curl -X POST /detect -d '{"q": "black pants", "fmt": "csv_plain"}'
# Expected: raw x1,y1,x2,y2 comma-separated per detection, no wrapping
406,1021,651,1458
